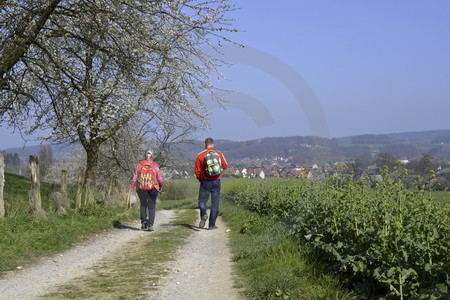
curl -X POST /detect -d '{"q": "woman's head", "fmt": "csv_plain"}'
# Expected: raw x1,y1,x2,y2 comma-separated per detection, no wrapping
145,150,153,159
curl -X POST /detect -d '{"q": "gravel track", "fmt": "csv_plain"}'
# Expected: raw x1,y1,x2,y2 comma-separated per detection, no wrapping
0,210,242,300
146,215,242,300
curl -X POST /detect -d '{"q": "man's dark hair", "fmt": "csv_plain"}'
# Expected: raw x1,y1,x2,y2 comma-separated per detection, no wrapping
205,137,214,146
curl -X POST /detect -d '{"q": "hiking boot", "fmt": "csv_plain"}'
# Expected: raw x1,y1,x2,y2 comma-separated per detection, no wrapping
208,226,219,230
147,225,154,231
198,214,208,228
141,223,147,231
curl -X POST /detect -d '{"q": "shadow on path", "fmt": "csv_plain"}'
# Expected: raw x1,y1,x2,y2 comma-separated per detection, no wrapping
112,220,140,231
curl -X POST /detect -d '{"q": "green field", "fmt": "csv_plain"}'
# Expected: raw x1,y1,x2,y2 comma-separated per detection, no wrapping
430,191,450,206
221,176,450,299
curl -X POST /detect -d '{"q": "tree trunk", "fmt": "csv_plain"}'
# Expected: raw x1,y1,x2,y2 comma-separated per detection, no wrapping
84,177,94,205
29,155,46,219
0,152,5,218
75,167,84,209
83,143,101,205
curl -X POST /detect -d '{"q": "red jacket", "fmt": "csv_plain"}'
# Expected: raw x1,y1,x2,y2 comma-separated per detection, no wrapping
195,146,228,181
130,159,163,191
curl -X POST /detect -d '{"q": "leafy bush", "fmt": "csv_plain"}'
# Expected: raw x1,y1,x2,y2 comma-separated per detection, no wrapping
222,178,306,218
220,198,356,299
223,175,450,299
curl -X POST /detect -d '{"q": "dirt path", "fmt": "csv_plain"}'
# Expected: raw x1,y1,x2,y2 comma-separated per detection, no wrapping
146,215,242,300
0,210,242,300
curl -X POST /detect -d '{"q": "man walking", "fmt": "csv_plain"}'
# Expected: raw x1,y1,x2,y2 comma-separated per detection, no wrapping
194,137,228,230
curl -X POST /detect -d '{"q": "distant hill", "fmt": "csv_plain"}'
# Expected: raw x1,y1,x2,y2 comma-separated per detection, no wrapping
175,136,334,161
178,130,450,163
336,130,450,144
3,130,450,165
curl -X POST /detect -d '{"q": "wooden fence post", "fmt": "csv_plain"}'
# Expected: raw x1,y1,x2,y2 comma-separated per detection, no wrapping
61,170,68,195
75,167,83,209
0,152,5,218
29,155,46,219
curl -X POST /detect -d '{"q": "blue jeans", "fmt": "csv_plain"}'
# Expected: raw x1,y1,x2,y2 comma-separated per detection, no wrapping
198,179,221,227
137,188,158,225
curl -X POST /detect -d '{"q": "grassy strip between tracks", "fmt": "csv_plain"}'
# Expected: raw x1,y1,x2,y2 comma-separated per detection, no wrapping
43,209,197,299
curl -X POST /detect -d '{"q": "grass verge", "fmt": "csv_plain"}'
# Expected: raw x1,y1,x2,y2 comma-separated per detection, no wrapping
220,199,357,300
0,205,138,274
158,197,198,210
43,209,197,299
0,174,197,275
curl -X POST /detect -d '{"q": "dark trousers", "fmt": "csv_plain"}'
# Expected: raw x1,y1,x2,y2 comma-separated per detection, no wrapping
198,179,221,227
137,188,158,225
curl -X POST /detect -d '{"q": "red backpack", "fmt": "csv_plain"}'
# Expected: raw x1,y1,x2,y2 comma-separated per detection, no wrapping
137,162,156,190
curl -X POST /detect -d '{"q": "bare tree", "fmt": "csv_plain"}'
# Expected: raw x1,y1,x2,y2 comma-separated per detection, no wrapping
1,0,237,199
96,122,147,187
98,108,200,186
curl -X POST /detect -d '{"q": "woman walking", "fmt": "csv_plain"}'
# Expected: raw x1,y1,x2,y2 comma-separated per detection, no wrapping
130,150,163,231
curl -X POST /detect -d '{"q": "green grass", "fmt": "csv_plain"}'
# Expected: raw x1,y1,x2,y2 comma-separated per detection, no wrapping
220,198,357,299
430,190,450,206
158,177,199,210
415,143,450,152
159,177,198,201
1,174,200,298
0,205,138,273
159,197,198,210
3,172,63,215
0,172,139,274
0,175,201,275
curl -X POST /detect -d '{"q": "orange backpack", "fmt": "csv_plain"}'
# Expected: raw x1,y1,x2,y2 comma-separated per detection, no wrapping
138,162,156,190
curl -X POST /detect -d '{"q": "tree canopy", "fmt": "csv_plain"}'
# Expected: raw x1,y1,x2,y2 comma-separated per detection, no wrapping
1,0,237,193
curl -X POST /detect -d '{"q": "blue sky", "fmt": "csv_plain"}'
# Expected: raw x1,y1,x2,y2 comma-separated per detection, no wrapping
1,0,449,149
201,0,450,142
